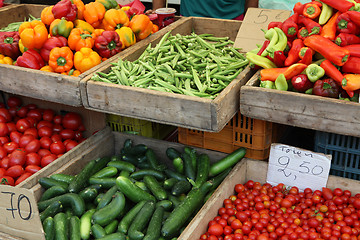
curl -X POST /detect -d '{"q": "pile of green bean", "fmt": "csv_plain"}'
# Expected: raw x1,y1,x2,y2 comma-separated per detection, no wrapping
91,31,249,99
0,14,40,32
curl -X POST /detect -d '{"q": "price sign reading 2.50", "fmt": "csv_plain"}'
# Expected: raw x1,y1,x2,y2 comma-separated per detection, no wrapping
266,144,332,191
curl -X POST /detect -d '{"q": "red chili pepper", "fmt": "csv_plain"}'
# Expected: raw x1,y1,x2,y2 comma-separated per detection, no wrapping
335,33,360,47
260,63,308,81
343,44,360,57
320,11,341,41
40,36,68,62
320,59,346,85
342,56,360,74
347,11,360,27
284,39,304,67
299,15,322,36
293,2,305,15
15,49,45,70
52,0,78,22
284,40,292,54
303,3,321,19
281,13,299,38
257,40,270,56
319,0,354,12
0,31,20,60
297,27,309,40
304,35,350,66
267,21,283,30
273,51,287,67
298,48,313,65
336,12,360,35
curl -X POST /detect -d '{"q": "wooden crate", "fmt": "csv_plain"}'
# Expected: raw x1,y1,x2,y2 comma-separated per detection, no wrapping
180,158,360,239
80,17,255,132
1,127,230,240
240,71,360,138
0,4,178,107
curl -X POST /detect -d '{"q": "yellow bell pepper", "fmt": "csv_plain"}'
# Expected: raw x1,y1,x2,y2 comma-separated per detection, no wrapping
74,47,101,73
115,26,136,49
129,14,153,41
121,6,130,11
41,6,55,26
83,2,106,28
18,39,28,54
19,20,48,49
40,65,55,72
102,9,129,31
0,54,13,65
74,19,95,34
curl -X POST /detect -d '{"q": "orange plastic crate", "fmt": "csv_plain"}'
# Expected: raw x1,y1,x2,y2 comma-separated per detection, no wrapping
178,112,280,160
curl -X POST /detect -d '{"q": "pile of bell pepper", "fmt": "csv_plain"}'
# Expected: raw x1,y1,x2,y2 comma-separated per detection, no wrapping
0,0,159,76
246,0,360,101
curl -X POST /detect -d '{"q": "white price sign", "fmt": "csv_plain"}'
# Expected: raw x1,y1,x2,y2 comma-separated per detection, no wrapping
267,144,332,191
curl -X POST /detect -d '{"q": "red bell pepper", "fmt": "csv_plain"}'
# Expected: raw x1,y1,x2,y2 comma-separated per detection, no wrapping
281,13,298,38
342,56,360,74
52,0,78,22
268,21,282,30
16,49,45,70
343,44,360,57
293,2,305,15
335,33,360,47
303,2,321,19
284,38,304,67
297,27,309,40
291,74,313,92
40,36,68,62
319,0,354,12
0,31,21,60
298,47,313,65
299,15,322,36
347,11,360,27
313,78,340,98
273,51,286,67
336,12,360,35
124,6,143,20
304,35,350,66
93,30,122,58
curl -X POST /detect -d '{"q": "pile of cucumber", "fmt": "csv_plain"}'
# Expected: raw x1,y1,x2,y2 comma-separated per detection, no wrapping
37,139,246,240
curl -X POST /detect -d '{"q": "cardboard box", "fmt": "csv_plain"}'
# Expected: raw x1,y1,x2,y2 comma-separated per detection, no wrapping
80,16,254,132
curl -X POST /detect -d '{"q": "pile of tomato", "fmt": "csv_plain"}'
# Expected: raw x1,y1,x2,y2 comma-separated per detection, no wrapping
0,96,86,186
199,180,360,240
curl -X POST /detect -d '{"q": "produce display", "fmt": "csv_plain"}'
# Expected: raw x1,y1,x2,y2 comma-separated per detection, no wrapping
246,0,360,101
91,31,249,99
198,180,360,240
0,96,86,186
0,0,158,76
36,139,246,239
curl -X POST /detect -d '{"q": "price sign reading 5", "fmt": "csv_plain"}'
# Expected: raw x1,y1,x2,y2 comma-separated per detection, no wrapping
266,143,332,191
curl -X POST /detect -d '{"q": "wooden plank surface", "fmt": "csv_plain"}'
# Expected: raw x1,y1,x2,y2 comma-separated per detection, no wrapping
240,71,360,137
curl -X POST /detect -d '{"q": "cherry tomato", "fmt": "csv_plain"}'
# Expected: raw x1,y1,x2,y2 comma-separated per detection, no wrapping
0,176,15,186
0,122,9,136
25,152,41,166
62,112,82,130
25,139,41,153
208,223,224,236
7,96,22,108
25,165,41,174
15,172,32,185
5,165,24,178
19,134,35,148
8,148,26,167
16,118,31,132
41,154,57,167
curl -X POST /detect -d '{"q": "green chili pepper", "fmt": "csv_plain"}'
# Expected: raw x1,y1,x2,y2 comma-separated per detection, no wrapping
275,73,288,91
262,28,279,57
305,88,313,94
246,52,277,69
260,80,275,89
267,27,288,57
305,64,325,82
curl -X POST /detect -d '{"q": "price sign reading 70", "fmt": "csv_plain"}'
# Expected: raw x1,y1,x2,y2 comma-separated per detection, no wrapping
266,144,332,191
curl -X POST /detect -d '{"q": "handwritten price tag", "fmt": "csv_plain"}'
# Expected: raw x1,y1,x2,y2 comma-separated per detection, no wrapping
266,143,332,191
0,185,45,240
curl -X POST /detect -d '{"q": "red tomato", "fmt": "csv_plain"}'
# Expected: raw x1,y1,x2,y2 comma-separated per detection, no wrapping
5,165,24,178
74,130,83,141
37,120,53,130
15,172,32,185
0,108,12,122
26,117,37,128
41,154,57,167
42,109,55,122
25,139,41,153
7,96,22,108
27,109,42,122
25,165,41,174
0,176,14,186
16,118,31,132
78,124,86,132
0,156,9,168
62,112,82,130
8,148,26,167
3,142,19,154
322,187,334,200
25,152,41,166
8,108,17,118
51,134,62,142
38,149,51,158
354,199,360,209
53,115,62,125
0,115,6,123
60,129,75,140
52,123,63,133
23,128,38,138
25,104,37,110
0,136,10,145
38,126,53,138
64,140,78,151
208,223,224,236
50,141,66,155
6,122,16,132
0,122,9,136
9,131,21,144
19,134,35,148
0,167,5,177
16,106,29,118
40,136,52,149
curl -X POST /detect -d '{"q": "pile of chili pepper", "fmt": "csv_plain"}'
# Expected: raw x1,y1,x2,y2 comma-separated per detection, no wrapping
0,0,159,76
246,0,360,101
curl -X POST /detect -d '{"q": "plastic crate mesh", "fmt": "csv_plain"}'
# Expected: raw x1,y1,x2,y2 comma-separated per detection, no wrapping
314,131,360,180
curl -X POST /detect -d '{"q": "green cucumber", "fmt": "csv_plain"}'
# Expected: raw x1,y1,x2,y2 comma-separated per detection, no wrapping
94,193,105,205
118,201,147,234
110,155,121,162
128,201,156,240
166,147,181,160
145,148,167,171
97,233,126,240
50,173,75,184
172,157,184,174
123,139,133,150
38,193,85,217
156,200,173,211
107,160,136,173
91,224,106,239
97,185,118,209
164,169,187,182
89,177,117,189
92,192,126,226
171,180,191,196
40,200,63,222
121,154,139,165
40,185,67,202
119,170,131,177
68,159,96,193
116,176,156,203
79,186,99,203
194,154,210,188
39,177,68,190
209,147,246,176
80,209,95,240
182,152,196,180
143,175,168,201
130,169,166,181
209,168,232,191
143,206,164,240
161,182,213,238
91,166,118,178
184,147,197,170
54,212,67,240
124,144,148,156
134,181,149,192
163,178,178,190
69,216,81,240
43,217,55,240
104,219,118,235
168,195,182,209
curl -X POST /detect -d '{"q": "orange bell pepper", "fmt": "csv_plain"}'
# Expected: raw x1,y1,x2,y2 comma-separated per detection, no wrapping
68,28,94,51
152,24,159,34
49,46,74,73
0,54,13,65
260,63,308,82
342,74,360,91
102,9,129,31
83,2,106,28
74,47,101,73
91,28,105,40
61,68,81,77
41,6,55,26
73,19,95,34
18,20,48,49
115,26,136,49
129,14,153,41
73,0,85,20
40,65,55,72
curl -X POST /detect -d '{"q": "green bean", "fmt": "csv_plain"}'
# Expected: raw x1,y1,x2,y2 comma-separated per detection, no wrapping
191,67,205,93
